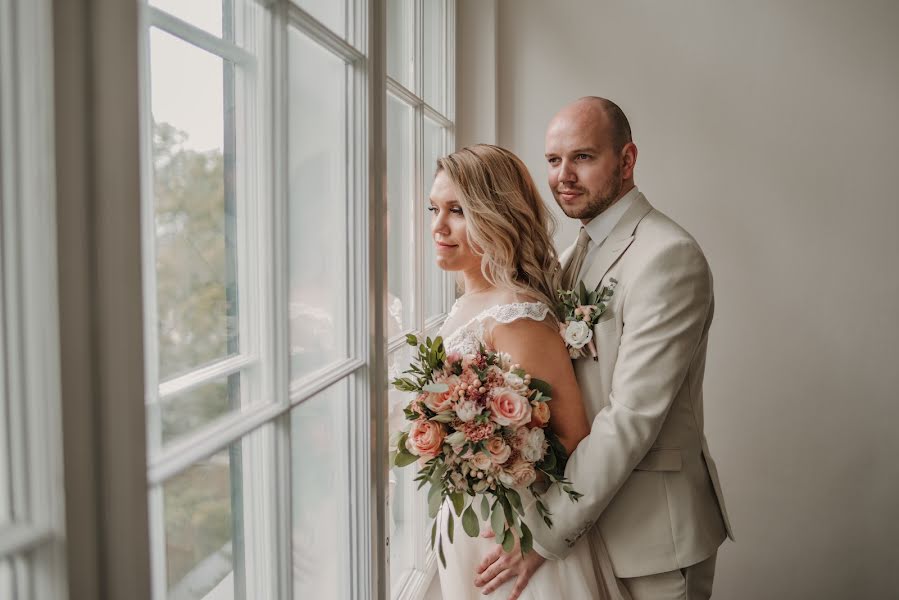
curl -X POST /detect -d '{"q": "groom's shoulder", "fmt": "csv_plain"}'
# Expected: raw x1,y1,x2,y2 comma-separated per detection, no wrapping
634,203,705,255
627,204,711,277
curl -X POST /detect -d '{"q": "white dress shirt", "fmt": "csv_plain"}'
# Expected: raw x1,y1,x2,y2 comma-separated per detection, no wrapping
579,186,640,272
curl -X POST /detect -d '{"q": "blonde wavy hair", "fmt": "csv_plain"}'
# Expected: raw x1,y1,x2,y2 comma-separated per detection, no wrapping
435,144,561,314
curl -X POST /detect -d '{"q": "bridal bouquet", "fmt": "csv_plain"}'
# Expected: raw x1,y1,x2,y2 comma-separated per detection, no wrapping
391,335,581,565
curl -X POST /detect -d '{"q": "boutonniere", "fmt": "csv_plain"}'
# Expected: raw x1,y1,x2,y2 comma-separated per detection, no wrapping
557,278,618,361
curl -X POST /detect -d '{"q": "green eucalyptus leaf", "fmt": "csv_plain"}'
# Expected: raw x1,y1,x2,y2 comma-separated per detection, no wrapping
578,280,588,304
462,504,480,537
501,528,514,553
529,378,552,397
438,537,446,568
447,511,455,543
406,333,419,346
395,451,418,468
431,518,438,549
480,495,490,521
450,491,464,516
490,503,506,539
428,483,443,518
506,489,524,516
500,496,515,527
423,382,449,393
520,522,533,555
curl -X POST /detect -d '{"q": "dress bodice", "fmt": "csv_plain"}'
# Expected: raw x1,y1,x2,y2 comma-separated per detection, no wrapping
440,301,554,355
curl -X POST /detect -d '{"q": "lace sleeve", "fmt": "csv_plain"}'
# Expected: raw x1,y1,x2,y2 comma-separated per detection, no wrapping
477,302,558,349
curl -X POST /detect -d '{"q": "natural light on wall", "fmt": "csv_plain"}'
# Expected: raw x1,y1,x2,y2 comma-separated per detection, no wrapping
140,1,454,599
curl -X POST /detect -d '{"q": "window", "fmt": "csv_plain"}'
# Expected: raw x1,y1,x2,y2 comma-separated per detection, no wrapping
0,0,67,598
141,1,370,598
141,1,453,599
385,1,455,598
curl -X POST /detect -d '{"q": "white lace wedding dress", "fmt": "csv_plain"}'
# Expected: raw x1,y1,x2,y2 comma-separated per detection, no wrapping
435,300,623,600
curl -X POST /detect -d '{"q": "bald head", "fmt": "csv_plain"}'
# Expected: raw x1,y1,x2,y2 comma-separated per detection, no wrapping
550,96,632,153
544,96,638,222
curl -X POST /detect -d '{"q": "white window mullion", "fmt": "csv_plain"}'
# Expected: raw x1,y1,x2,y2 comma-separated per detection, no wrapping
148,6,256,68
414,102,425,336
269,6,294,596
446,0,456,124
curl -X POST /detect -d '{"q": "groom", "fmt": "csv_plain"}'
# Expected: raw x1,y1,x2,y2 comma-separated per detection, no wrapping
474,97,733,599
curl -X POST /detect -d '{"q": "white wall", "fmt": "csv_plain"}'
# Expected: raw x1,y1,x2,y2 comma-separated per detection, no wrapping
458,1,899,598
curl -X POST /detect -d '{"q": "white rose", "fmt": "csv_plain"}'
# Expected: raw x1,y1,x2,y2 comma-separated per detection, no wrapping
455,399,480,422
503,373,529,395
564,320,593,349
445,431,466,447
520,428,546,463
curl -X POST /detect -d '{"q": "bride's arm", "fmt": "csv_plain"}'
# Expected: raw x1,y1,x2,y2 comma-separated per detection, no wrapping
490,318,589,456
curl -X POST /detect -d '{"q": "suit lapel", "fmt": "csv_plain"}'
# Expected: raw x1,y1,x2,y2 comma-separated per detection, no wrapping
579,192,653,288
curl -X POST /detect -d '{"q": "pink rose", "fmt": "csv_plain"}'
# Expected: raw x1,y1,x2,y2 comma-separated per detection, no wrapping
499,460,537,489
485,436,512,465
423,375,458,413
489,387,532,428
406,419,445,459
529,401,551,428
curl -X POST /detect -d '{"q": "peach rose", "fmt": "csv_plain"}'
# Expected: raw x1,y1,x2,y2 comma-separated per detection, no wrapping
485,436,512,465
406,419,445,459
529,401,551,428
499,460,537,489
423,375,459,413
469,452,493,472
488,387,532,428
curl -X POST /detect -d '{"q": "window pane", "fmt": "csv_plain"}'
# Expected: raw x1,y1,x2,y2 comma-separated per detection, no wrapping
422,0,447,113
387,345,420,594
387,0,413,89
150,0,224,38
150,28,240,381
291,380,351,599
161,444,245,599
293,0,346,38
423,118,447,320
154,374,241,447
387,95,414,336
288,30,350,380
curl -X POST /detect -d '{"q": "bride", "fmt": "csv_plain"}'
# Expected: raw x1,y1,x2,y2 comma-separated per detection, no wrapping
428,144,626,600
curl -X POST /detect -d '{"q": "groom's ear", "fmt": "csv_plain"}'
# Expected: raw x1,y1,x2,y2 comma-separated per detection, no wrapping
620,142,638,180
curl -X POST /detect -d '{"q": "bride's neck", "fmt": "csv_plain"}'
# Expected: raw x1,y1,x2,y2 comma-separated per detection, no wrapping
461,268,493,295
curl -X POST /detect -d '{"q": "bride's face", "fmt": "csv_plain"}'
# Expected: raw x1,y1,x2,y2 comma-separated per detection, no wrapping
428,171,481,273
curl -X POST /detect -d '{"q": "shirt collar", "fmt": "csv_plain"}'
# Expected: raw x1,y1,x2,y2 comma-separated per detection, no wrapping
583,186,640,248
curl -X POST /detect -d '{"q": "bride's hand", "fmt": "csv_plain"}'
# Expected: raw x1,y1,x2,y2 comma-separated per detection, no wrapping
474,531,546,599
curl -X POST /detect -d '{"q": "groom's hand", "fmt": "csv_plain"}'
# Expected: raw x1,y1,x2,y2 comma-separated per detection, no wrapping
474,532,546,599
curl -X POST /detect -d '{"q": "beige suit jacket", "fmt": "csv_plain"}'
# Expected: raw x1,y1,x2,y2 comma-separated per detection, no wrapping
528,192,734,578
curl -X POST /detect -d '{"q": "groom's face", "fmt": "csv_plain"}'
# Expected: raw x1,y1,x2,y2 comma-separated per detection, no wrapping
545,109,626,222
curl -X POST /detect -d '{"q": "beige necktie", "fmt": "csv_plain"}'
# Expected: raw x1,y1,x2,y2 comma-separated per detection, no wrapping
561,227,591,290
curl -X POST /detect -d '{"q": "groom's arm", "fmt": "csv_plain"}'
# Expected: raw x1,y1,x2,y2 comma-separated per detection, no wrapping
529,239,714,560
